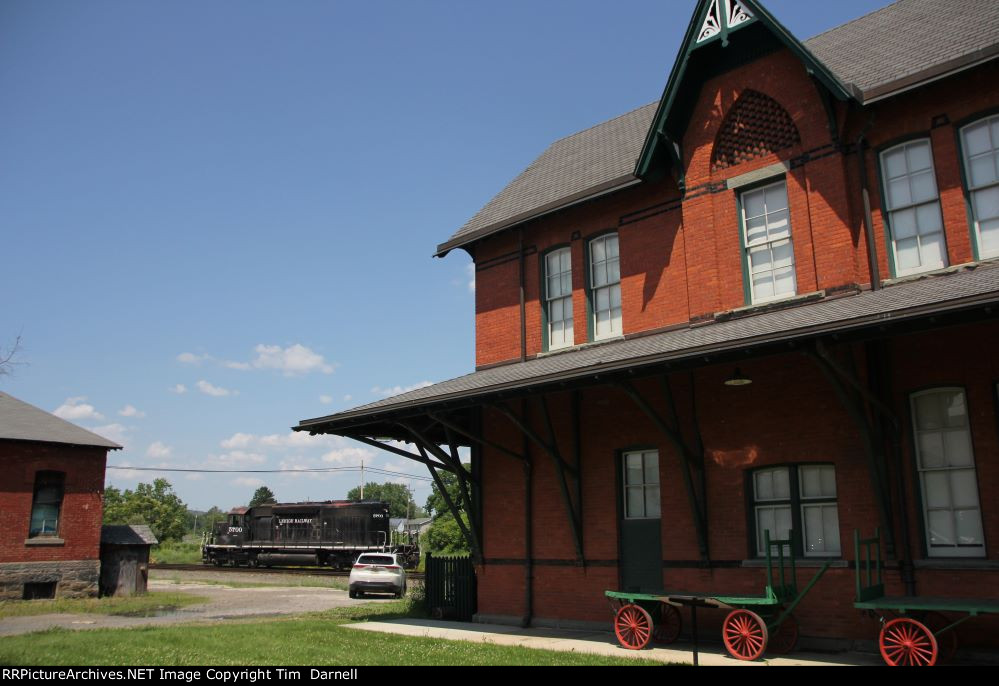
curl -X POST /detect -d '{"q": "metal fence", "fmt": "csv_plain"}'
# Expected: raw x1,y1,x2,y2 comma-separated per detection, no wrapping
424,553,477,621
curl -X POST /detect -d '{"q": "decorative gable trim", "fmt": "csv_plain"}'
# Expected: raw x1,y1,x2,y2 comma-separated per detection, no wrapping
697,0,755,46
712,89,801,171
635,0,854,182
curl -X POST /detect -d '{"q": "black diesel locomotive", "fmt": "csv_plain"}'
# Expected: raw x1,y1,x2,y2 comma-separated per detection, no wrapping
202,500,419,569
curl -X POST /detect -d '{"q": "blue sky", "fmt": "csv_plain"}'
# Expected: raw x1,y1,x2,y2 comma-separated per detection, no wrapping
1,0,891,512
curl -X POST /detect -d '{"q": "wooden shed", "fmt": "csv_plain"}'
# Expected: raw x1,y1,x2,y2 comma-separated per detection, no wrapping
99,525,157,596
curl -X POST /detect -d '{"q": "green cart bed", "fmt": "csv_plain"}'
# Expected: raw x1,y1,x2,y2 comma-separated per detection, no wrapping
854,529,999,666
605,531,830,660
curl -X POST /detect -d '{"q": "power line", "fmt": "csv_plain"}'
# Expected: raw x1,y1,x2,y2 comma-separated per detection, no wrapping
106,464,434,482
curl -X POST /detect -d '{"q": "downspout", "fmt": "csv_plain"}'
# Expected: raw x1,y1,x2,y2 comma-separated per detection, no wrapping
519,227,527,362
855,111,881,290
521,399,533,627
870,340,916,596
855,108,915,594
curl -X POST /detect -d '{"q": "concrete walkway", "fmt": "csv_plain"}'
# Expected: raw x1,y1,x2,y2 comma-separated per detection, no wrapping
342,618,886,666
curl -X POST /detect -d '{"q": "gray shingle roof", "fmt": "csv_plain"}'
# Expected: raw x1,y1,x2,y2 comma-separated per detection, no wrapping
298,264,999,431
101,524,158,546
803,0,999,101
0,392,122,449
436,102,656,257
437,0,999,256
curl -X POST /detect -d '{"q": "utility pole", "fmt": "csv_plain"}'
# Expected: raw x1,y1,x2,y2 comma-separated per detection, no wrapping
360,460,364,499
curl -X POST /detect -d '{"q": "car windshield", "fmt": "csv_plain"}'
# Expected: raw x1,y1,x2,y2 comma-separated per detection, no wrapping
357,555,395,565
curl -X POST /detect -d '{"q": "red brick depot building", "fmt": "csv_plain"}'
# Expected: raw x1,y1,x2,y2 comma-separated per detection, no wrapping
0,393,120,599
297,0,999,650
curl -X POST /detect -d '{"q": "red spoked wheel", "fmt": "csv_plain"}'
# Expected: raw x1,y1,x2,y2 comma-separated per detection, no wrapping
614,604,653,650
918,611,957,664
723,609,769,661
766,612,799,655
880,617,938,666
652,604,682,644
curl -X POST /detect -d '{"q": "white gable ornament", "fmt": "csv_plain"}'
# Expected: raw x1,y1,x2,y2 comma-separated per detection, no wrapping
697,0,754,44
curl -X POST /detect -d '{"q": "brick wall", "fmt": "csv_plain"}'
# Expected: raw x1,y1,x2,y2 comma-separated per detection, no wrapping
470,51,999,366
475,321,999,645
0,440,107,564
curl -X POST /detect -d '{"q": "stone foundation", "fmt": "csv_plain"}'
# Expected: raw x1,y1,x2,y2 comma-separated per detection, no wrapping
0,560,100,600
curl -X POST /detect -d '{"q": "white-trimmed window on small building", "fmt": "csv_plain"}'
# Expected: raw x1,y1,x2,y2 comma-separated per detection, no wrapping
589,233,621,340
750,464,840,557
741,179,796,303
29,471,64,538
910,388,985,558
880,139,948,276
543,247,573,350
623,450,660,519
960,114,999,260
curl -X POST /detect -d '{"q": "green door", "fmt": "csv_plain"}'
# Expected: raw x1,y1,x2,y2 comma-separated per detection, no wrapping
619,450,662,592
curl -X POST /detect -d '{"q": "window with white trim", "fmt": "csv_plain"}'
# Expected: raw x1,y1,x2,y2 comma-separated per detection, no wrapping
751,465,840,557
543,247,573,350
880,140,948,276
960,115,999,259
623,450,660,519
910,388,985,557
741,180,796,303
589,234,621,340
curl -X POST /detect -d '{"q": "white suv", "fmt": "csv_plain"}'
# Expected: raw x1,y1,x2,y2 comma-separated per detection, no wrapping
348,553,407,598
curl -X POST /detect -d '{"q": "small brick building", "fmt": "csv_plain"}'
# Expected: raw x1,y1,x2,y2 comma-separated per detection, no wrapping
0,392,120,599
297,0,999,653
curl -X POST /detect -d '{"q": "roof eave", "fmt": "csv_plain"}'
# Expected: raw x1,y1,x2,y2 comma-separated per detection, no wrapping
434,174,642,258
858,47,999,105
296,283,999,435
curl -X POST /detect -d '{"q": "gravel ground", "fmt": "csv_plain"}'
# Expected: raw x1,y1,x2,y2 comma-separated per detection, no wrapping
0,570,399,638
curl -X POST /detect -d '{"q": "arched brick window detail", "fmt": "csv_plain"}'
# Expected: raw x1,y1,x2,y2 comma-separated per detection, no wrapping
711,90,800,171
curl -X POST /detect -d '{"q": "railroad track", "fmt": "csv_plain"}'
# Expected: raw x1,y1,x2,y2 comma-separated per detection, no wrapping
151,563,425,581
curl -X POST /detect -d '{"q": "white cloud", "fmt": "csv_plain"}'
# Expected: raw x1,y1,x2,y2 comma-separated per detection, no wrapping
53,397,104,421
319,395,333,405
343,394,353,402
146,441,171,459
177,352,210,364
466,263,476,293
248,344,336,376
196,380,236,397
91,423,129,448
371,381,433,397
322,446,370,464
118,404,145,418
220,432,256,450
216,450,267,464
224,360,252,370
234,477,264,488
170,384,187,394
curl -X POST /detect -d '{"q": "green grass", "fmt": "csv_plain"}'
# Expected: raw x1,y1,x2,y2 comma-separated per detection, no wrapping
0,597,662,666
150,541,203,564
0,592,208,619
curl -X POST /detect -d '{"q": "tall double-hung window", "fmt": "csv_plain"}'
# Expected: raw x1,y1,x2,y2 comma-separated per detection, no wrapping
544,247,573,350
589,234,621,340
910,388,985,557
880,140,947,276
741,180,796,303
960,115,999,259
